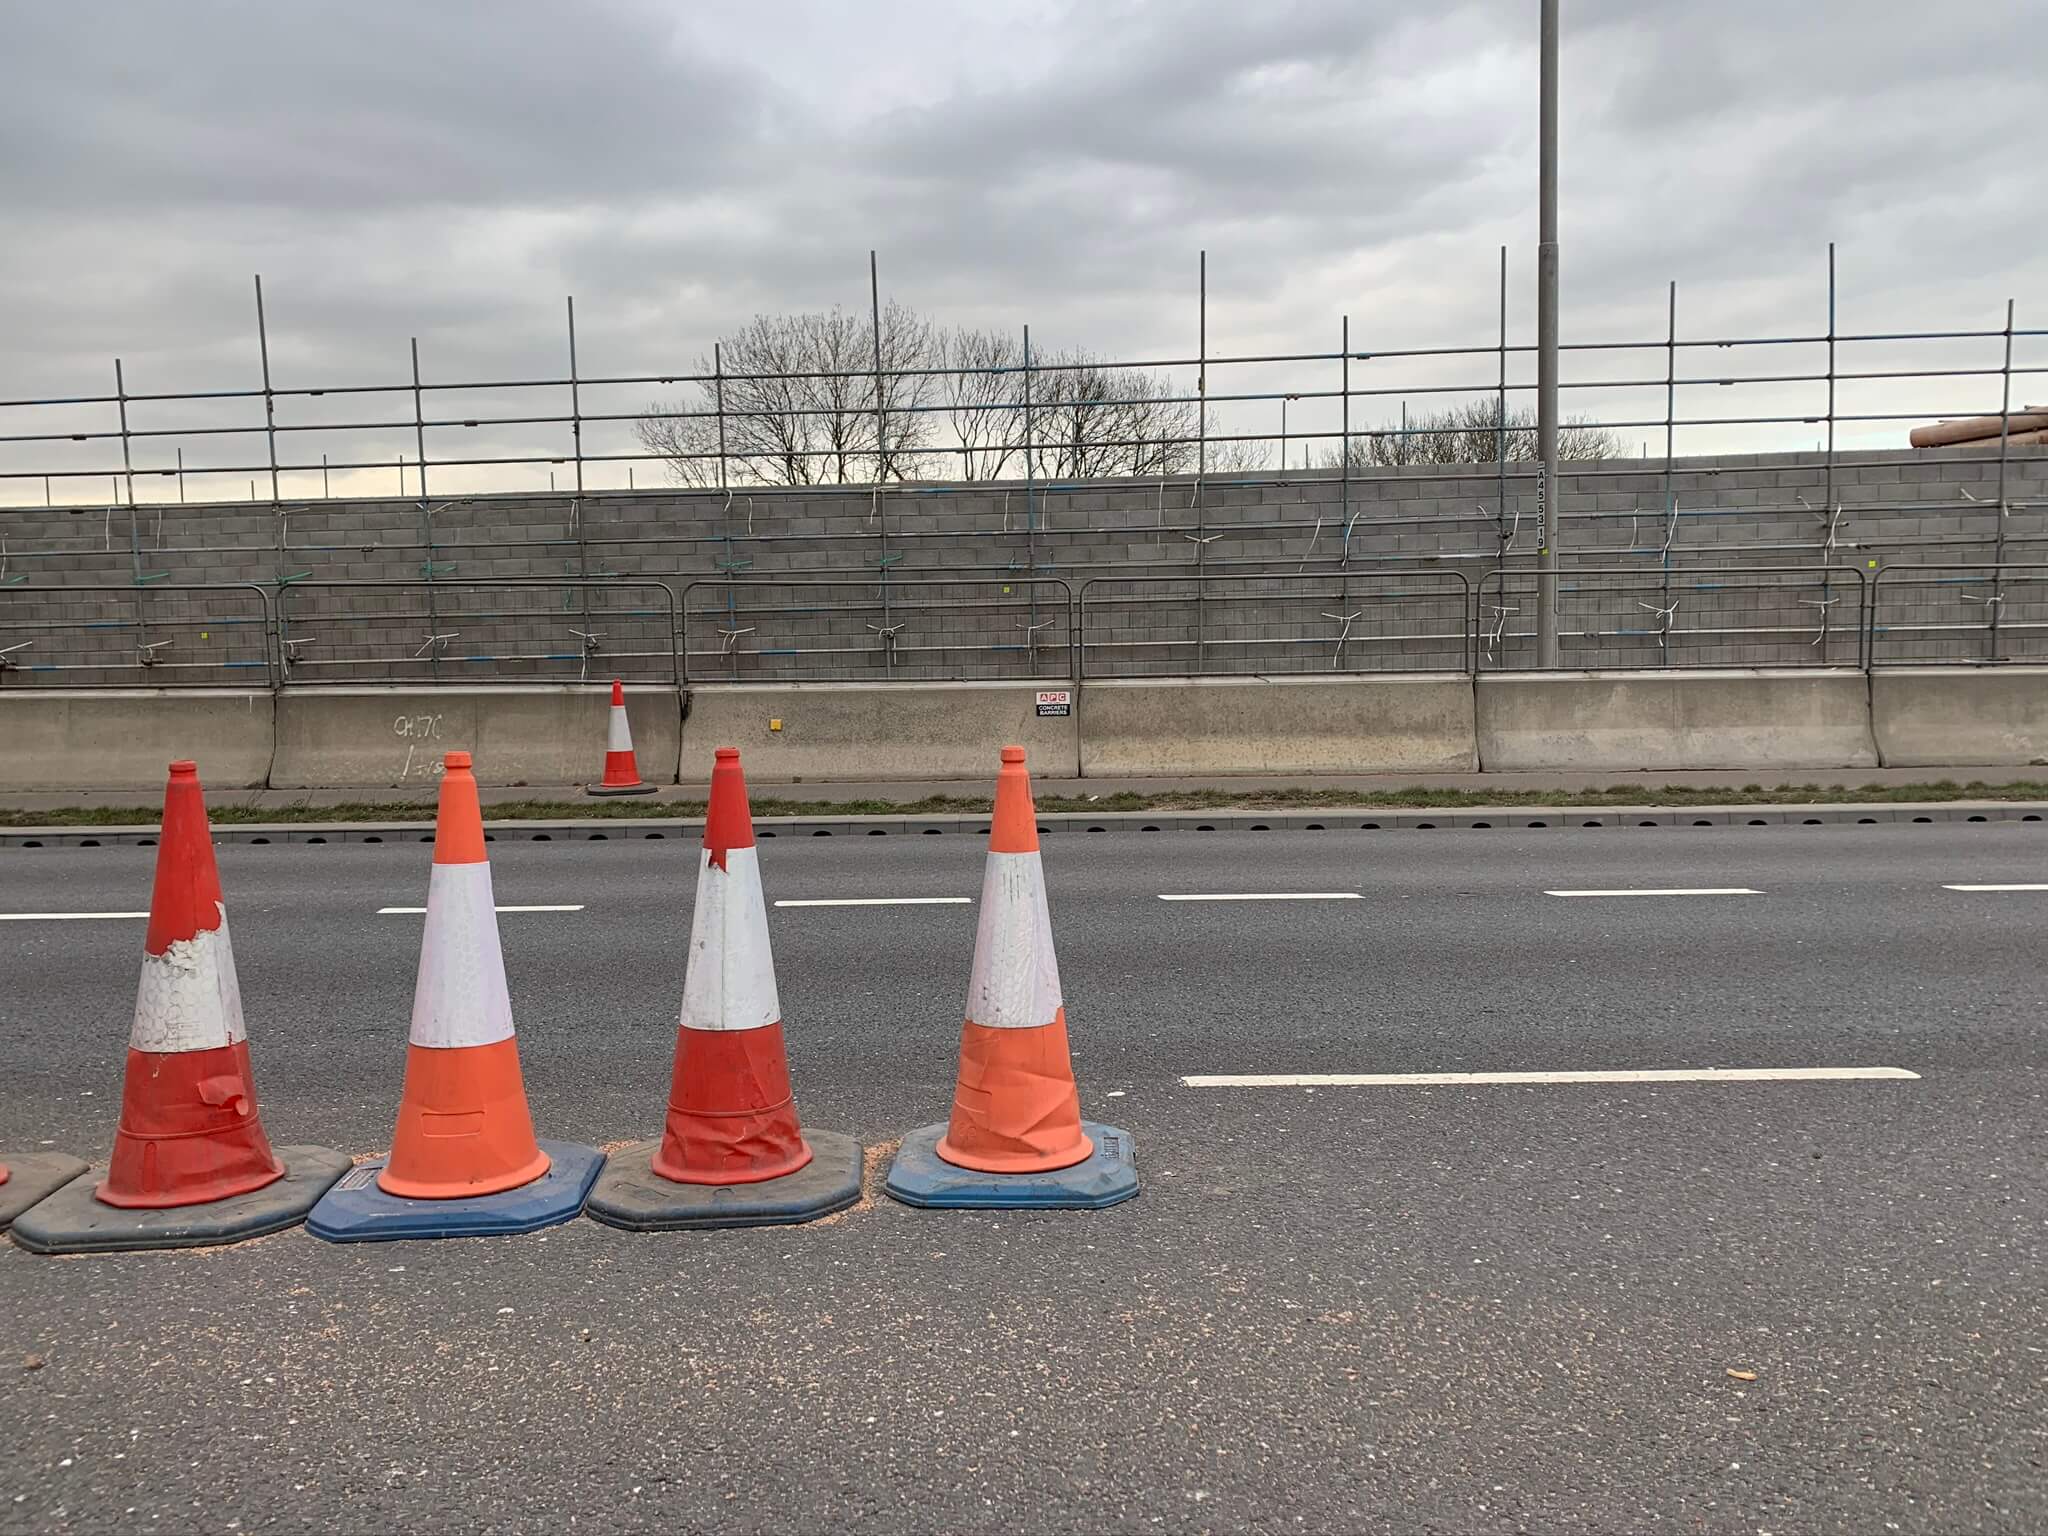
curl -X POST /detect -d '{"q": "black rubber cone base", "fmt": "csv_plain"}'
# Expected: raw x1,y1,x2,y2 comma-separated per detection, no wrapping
10,1145,350,1254
585,1130,862,1232
885,1120,1138,1210
585,781,656,797
0,1153,90,1232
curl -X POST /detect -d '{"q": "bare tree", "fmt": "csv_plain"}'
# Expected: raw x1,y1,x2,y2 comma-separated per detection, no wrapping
1026,350,1203,480
633,401,722,488
637,312,1282,487
1318,397,1622,468
635,303,937,487
936,327,1028,482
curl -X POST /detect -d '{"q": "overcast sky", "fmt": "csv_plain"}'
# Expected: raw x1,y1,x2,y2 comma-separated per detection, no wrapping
3,0,2043,503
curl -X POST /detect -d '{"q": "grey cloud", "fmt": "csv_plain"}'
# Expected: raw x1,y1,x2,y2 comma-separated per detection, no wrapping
1,0,2042,501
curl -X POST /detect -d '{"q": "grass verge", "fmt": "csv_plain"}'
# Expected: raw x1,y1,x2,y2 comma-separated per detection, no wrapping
4,779,2046,827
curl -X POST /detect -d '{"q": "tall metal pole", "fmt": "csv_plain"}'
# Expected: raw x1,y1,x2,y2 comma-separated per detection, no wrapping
410,338,429,504
254,276,280,504
566,297,584,495
868,251,892,659
713,341,728,492
1535,0,1562,666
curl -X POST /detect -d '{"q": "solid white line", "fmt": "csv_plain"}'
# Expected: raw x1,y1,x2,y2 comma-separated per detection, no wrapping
0,912,150,922
377,904,585,914
1545,888,1761,898
1182,1067,1920,1088
1942,883,2048,892
1157,892,1363,902
775,896,973,908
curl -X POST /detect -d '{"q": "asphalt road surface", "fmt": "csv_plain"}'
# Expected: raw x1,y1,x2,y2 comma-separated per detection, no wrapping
2,822,2043,1534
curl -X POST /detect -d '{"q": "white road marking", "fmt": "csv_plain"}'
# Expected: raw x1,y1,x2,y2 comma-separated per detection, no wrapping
0,911,149,922
377,904,584,914
1157,892,1363,902
1942,883,2048,892
1182,1067,1919,1088
1545,888,1760,898
774,896,973,908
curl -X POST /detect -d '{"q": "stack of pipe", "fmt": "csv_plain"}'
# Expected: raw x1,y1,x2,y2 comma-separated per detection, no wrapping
1910,407,2048,449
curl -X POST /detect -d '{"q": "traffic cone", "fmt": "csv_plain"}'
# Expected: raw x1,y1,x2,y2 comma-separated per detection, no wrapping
102,761,286,1207
587,680,655,796
884,745,1138,1210
383,751,549,1197
306,751,604,1241
584,746,861,1231
10,762,348,1253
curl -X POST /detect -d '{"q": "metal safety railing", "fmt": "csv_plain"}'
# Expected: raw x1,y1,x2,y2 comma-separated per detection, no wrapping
680,576,1075,682
273,579,681,686
13,565,2048,686
1476,565,1871,671
1077,570,1474,677
1868,563,2048,665
0,582,274,687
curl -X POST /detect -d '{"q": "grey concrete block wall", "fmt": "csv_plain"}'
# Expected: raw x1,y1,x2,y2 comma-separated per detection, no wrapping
4,444,2044,684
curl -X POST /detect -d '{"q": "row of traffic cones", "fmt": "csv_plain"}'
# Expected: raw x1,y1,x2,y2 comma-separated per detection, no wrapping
2,742,1135,1254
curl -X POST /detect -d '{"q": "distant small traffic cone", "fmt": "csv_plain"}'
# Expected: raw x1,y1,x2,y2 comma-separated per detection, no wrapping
654,747,813,1183
379,751,551,1199
587,680,655,796
883,745,1137,1209
98,761,287,1208
938,746,1092,1173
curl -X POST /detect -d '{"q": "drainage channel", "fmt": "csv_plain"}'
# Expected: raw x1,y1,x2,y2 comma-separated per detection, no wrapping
2,803,2043,849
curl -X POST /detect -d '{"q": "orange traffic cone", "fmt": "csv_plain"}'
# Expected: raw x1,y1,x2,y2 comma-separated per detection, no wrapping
587,680,655,796
307,751,604,1241
378,751,550,1198
584,746,862,1230
656,746,814,1182
100,761,286,1207
939,746,1091,1172
10,762,348,1253
884,745,1137,1209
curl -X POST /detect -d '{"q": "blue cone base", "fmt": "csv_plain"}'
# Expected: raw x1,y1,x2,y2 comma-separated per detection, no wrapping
584,1130,863,1232
0,1152,92,1233
884,1120,1138,1210
306,1139,604,1243
11,1146,348,1254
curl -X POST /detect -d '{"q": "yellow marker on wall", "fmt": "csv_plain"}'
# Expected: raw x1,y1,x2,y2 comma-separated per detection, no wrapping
768,719,783,732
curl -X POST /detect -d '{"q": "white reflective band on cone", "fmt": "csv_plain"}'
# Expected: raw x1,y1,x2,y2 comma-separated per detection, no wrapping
131,904,248,1053
965,850,1062,1030
680,844,781,1033
607,705,632,752
410,860,516,1049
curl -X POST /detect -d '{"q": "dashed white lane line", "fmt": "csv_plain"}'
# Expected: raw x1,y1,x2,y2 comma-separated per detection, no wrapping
1544,888,1761,898
1182,1067,1920,1088
1158,892,1363,902
377,904,585,914
0,912,149,922
775,897,973,907
1942,883,2048,892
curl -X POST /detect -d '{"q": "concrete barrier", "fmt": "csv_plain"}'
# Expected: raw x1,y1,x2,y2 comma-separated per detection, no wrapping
0,689,274,791
681,681,1078,781
1078,675,1478,776
272,686,682,788
1477,669,1878,771
1872,667,2048,767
